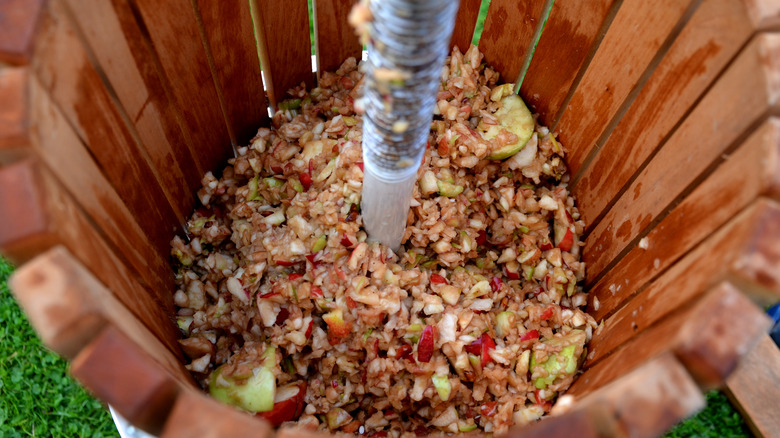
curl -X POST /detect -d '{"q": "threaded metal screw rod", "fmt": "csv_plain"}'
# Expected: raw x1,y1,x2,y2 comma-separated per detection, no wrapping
361,0,459,252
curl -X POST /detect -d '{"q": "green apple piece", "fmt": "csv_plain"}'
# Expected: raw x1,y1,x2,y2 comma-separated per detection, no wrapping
209,346,277,412
458,419,478,432
484,94,535,160
495,311,515,338
437,180,464,198
311,235,327,252
326,407,353,430
530,330,585,389
432,374,452,401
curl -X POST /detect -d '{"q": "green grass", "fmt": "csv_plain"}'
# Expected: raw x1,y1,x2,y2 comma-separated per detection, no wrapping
0,258,118,438
664,391,751,437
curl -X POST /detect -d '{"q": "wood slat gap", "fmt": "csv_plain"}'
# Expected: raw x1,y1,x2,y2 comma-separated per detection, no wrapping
570,0,704,186
60,1,188,222
512,0,554,93
549,0,625,131
187,0,237,153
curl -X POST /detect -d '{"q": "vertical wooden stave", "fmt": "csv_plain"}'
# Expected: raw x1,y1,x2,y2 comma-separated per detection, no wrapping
252,0,314,107
62,0,204,216
519,0,618,127
195,0,269,145
583,34,780,283
31,1,183,249
477,0,548,85
586,198,780,366
128,0,232,176
587,118,780,321
314,0,362,76
573,0,762,231
554,0,698,176
450,0,482,52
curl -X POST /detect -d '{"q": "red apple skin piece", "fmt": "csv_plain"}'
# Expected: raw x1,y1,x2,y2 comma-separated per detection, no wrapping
257,381,307,426
417,325,436,362
556,227,574,252
479,333,496,366
430,274,448,285
520,329,539,342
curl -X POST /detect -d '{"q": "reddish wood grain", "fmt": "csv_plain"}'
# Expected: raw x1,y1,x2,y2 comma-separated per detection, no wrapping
71,325,180,436
570,282,771,397
584,34,780,282
726,335,780,438
129,0,232,176
556,0,696,176
0,0,45,65
450,0,482,52
0,159,183,358
576,353,705,438
588,119,780,321
574,0,759,230
520,0,617,127
478,0,546,84
26,75,176,317
253,0,314,107
161,389,273,438
0,66,29,164
31,2,183,247
314,0,362,75
63,0,203,215
10,246,192,383
586,198,780,366
196,0,269,145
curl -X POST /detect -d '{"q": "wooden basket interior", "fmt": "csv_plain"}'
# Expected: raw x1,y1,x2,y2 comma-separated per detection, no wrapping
1,0,780,436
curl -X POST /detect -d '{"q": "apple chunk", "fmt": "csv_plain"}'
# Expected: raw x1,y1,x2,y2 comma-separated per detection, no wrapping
257,381,307,426
482,93,535,160
209,345,277,413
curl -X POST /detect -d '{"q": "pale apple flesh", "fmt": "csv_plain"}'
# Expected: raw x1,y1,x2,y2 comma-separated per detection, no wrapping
482,94,535,160
208,345,277,413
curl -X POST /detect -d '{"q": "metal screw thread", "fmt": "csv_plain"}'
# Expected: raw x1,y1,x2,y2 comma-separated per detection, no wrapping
362,0,460,181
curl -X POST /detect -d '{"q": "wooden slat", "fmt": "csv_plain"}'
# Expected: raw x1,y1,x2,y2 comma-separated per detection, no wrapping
520,0,617,126
574,0,764,230
501,404,620,438
62,0,203,213
10,246,190,382
450,0,482,52
478,0,547,84
31,1,183,242
586,198,780,366
26,71,176,303
555,0,696,176
0,66,28,164
725,335,780,438
252,0,314,107
584,34,780,282
0,0,45,65
570,282,771,398
588,118,780,320
575,353,705,438
71,325,180,436
129,0,232,175
196,0,269,144
161,388,273,438
314,0,362,75
0,160,183,358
